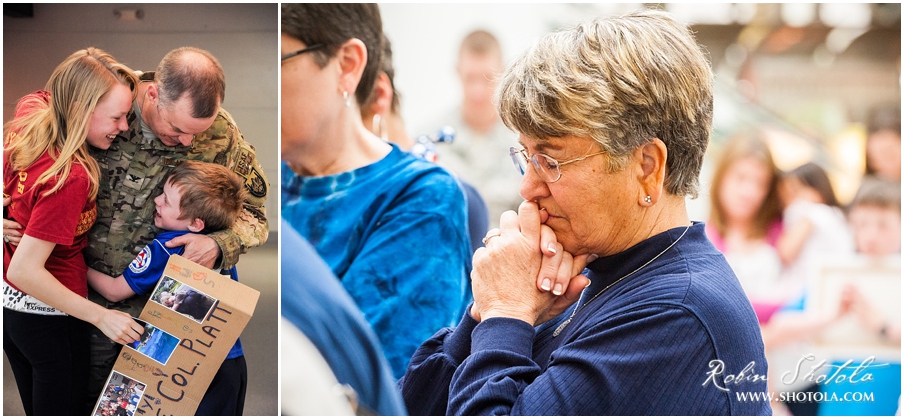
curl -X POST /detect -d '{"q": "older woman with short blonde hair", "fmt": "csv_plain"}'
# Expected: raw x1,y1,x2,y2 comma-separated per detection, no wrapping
399,9,771,415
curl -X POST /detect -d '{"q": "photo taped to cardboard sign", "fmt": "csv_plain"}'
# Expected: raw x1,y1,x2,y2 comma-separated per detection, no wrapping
127,321,180,365
150,276,218,324
92,371,147,416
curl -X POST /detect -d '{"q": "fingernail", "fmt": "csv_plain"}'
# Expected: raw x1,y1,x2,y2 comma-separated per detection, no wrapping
588,253,599,263
547,242,557,254
541,278,552,291
553,283,563,296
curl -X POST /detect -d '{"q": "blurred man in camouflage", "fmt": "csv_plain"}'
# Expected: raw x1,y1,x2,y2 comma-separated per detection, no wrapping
4,46,269,410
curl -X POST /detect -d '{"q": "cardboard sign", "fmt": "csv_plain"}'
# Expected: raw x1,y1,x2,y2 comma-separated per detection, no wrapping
807,257,901,361
93,255,260,416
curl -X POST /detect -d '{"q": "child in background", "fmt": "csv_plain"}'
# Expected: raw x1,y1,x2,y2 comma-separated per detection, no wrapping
864,105,901,182
777,162,855,298
847,177,901,258
88,161,248,415
705,133,785,322
818,177,901,416
763,162,854,416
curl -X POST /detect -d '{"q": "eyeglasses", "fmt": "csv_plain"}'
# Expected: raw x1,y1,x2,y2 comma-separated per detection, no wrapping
510,146,606,183
281,43,325,62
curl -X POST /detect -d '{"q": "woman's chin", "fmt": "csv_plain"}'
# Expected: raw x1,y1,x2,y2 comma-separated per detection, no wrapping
556,236,582,256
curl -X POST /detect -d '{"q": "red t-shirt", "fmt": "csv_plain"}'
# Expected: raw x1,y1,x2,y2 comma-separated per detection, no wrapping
3,97,96,298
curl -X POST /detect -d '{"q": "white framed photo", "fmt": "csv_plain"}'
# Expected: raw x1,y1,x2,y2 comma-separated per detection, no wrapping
806,256,900,361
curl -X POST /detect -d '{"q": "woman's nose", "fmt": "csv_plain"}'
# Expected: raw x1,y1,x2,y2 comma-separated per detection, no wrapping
518,164,550,202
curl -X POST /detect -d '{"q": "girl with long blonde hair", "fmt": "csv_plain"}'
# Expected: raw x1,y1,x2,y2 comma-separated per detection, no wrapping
3,47,145,415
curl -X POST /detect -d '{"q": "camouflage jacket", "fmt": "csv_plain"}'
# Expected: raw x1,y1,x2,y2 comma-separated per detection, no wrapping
86,86,269,283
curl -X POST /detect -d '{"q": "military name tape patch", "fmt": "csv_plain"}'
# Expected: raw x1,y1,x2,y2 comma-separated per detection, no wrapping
129,245,152,274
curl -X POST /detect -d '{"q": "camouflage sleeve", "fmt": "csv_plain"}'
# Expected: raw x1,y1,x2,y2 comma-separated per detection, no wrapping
208,109,270,269
208,134,270,270
209,204,269,269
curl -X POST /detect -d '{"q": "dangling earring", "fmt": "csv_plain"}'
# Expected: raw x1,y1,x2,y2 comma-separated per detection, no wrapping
343,91,351,107
644,196,652,204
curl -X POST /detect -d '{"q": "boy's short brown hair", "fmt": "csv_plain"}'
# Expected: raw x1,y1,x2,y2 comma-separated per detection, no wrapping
849,177,901,214
167,161,246,232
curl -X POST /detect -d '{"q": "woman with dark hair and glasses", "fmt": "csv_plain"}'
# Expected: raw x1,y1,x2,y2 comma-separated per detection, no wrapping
279,3,471,388
399,9,771,415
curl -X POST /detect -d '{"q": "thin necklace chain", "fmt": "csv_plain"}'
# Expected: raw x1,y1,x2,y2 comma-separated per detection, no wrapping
552,224,691,337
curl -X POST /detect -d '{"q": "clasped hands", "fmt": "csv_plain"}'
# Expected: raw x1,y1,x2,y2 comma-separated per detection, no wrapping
471,200,594,326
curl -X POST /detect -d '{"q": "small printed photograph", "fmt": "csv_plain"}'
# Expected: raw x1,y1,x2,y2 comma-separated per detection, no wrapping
92,371,147,416
150,276,217,323
127,321,180,365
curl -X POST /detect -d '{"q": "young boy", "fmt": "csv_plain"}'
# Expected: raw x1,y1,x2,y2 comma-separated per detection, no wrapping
847,177,901,257
818,177,901,416
88,160,248,415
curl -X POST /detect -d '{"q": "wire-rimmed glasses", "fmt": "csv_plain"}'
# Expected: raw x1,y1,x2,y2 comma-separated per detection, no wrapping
509,146,606,183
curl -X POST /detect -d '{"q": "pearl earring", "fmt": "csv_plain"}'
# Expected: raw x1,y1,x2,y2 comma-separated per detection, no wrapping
343,91,351,107
644,196,652,203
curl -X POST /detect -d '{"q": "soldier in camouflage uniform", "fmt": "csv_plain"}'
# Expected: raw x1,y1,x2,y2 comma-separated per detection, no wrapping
87,48,269,410
87,72,269,282
2,47,269,411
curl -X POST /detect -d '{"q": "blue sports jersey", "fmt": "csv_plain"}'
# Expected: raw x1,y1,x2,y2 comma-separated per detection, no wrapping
123,230,242,359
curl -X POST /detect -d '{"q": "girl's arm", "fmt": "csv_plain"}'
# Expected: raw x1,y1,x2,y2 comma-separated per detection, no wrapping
7,234,143,345
776,217,812,265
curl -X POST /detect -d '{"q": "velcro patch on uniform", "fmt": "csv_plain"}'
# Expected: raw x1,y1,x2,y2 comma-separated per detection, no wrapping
129,245,152,274
123,173,143,190
246,167,267,198
234,149,253,176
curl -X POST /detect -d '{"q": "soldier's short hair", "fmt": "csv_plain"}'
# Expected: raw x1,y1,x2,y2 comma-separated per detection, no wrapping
167,161,245,232
281,3,383,106
156,47,225,119
459,29,501,61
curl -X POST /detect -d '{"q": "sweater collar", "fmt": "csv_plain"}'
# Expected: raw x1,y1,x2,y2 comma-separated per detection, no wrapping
582,222,702,296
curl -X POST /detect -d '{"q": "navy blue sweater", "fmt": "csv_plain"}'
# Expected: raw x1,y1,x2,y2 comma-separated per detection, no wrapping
399,222,772,415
